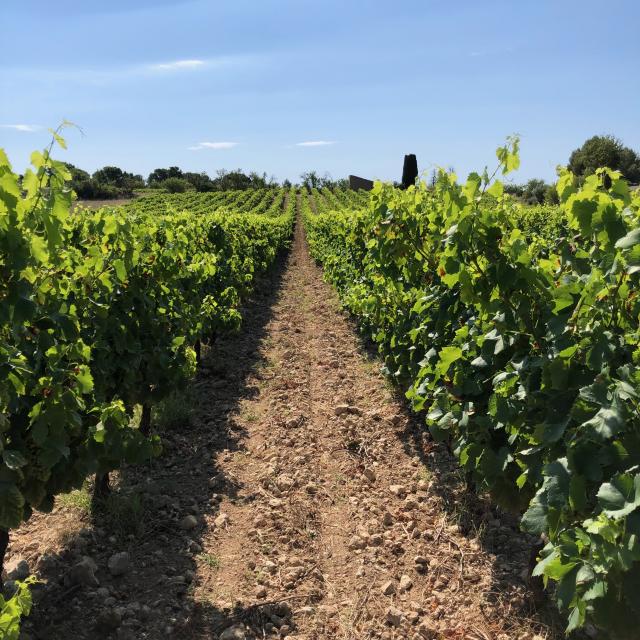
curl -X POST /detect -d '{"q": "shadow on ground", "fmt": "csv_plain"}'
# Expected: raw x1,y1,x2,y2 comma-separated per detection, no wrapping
24,249,290,640
343,314,569,639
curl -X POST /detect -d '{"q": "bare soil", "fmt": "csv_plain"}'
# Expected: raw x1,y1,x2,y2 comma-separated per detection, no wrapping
9,217,563,639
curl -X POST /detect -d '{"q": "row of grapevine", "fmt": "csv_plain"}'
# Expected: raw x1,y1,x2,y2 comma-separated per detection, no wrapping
0,135,294,632
303,140,640,638
116,188,283,218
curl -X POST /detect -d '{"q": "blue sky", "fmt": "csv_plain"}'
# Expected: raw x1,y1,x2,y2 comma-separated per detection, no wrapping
1,0,639,184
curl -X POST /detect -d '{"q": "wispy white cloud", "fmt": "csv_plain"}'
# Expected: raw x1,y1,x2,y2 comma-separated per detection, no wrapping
150,59,205,71
188,141,239,150
5,55,259,87
0,124,42,132
295,140,337,147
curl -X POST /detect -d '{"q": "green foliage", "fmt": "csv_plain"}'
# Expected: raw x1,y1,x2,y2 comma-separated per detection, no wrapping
299,171,349,191
0,577,36,639
504,178,559,205
569,135,640,184
147,166,183,185
304,139,640,638
0,133,293,532
183,171,214,192
162,177,189,193
91,166,145,191
67,164,144,200
0,132,294,635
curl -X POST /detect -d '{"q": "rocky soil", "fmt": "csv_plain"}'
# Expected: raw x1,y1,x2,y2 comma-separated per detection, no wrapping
7,217,563,639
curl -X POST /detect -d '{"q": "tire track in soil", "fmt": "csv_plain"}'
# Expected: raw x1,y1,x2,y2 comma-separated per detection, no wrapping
189,216,562,640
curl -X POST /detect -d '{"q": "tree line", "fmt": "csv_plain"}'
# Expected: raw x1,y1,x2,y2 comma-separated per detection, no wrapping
502,135,640,205
67,134,640,201
66,163,351,200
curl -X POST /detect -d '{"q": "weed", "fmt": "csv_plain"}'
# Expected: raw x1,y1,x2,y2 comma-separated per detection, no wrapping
98,491,147,541
199,553,221,569
418,466,432,483
152,388,196,431
57,483,92,514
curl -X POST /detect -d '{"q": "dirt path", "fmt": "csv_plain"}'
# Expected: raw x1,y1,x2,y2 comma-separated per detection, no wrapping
11,216,561,640
186,220,560,640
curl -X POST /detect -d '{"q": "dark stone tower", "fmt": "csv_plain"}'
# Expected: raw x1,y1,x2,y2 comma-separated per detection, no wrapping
401,154,418,189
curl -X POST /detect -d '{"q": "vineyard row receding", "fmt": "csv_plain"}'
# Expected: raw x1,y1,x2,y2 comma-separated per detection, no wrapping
2,134,640,639
303,140,640,639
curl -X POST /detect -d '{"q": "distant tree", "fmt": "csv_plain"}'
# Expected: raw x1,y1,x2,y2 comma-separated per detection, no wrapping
212,169,253,191
64,162,141,200
504,179,559,205
148,166,183,185
92,166,126,187
73,181,125,200
248,171,278,189
64,162,90,184
183,172,214,192
504,183,525,197
282,179,292,189
522,178,547,205
545,183,560,205
299,171,346,190
299,171,321,190
162,177,189,193
91,166,145,191
568,135,640,183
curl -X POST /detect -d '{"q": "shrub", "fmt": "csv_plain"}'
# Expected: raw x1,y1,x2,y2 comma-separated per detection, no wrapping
162,177,189,193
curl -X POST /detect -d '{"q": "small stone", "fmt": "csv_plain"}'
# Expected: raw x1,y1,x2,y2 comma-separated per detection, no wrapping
70,556,99,587
381,579,396,596
263,560,277,574
399,575,413,592
214,513,230,528
403,497,419,511
368,534,383,546
385,606,403,627
414,555,428,566
96,609,122,630
389,485,406,497
180,515,198,530
348,536,366,550
219,625,247,640
362,468,376,483
318,604,338,617
334,404,351,416
255,585,267,599
417,622,438,638
276,475,295,491
6,559,30,581
108,552,131,577
298,606,314,615
382,511,394,526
